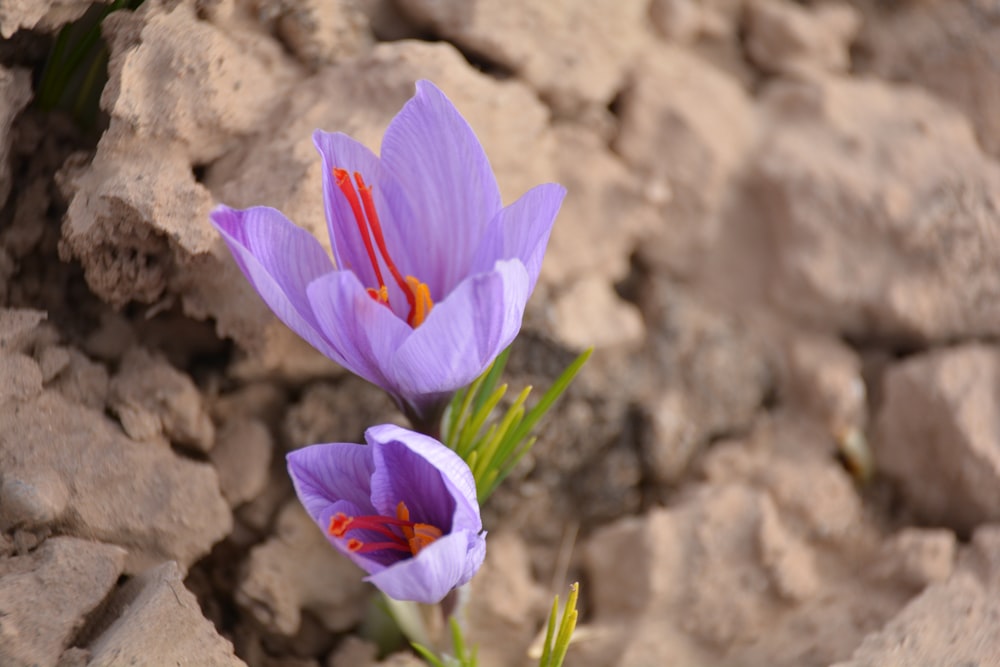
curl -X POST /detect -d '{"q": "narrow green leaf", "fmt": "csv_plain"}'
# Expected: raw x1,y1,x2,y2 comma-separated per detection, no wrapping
412,644,446,667
472,346,510,415
536,583,580,667
449,617,469,662
443,388,466,446
538,594,560,667
445,376,479,449
455,383,507,457
507,348,592,447
550,583,580,666
472,387,530,480
483,435,536,500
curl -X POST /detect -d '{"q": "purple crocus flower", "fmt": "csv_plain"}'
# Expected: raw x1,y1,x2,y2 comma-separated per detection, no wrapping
210,80,565,428
287,424,486,604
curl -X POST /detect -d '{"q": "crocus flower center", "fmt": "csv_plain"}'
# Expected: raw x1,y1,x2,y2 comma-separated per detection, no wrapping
333,168,434,328
328,501,444,557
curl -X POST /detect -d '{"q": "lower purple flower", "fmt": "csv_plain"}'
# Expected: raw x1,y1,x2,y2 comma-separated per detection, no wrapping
287,424,486,604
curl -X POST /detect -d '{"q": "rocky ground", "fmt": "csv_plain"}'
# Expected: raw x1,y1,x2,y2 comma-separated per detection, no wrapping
1,0,999,665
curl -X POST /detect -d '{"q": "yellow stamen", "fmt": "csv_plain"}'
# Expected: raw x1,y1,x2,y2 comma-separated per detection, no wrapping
405,277,434,328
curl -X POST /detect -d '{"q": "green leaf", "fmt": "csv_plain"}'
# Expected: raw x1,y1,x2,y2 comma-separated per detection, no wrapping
538,583,580,667
37,0,145,128
412,617,478,667
412,644,446,667
440,345,592,504
506,348,592,449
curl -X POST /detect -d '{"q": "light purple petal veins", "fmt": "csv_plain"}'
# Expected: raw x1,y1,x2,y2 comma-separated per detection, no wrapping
305,270,412,398
210,205,344,364
286,426,485,605
470,182,566,292
391,259,530,398
211,80,565,420
379,80,503,296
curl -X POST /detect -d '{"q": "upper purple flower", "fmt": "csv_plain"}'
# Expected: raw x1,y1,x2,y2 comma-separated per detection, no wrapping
210,80,565,424
287,424,486,604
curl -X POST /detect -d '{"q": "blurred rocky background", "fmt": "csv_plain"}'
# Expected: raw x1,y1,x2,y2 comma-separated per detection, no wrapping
1,0,999,665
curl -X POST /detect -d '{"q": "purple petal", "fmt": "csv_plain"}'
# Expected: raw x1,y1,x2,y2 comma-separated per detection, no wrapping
286,443,376,527
366,425,481,532
311,131,414,290
210,205,344,362
462,530,487,586
470,183,566,292
370,437,455,527
391,259,530,397
365,529,481,604
379,81,502,296
305,270,413,398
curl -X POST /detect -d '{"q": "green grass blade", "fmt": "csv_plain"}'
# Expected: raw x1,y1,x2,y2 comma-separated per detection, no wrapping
538,594,560,667
455,383,507,457
412,643,446,667
507,348,591,447
483,435,536,500
472,346,510,414
471,387,530,480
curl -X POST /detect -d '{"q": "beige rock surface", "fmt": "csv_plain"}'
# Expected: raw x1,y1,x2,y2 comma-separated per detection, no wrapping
209,418,273,507
745,0,860,77
750,74,1000,342
875,528,956,590
396,0,649,111
549,276,644,351
540,123,657,289
859,0,1000,158
637,279,773,483
781,333,867,437
0,0,101,38
100,0,301,165
577,417,910,667
0,317,231,571
236,501,370,636
616,44,754,189
0,537,126,667
837,574,1000,667
465,532,546,667
86,561,246,666
615,44,755,274
255,0,372,70
283,378,398,450
649,0,719,42
109,346,215,451
875,344,1000,532
0,391,232,571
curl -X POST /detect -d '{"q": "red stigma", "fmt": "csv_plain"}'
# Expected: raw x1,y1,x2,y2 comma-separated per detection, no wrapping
333,168,434,327
328,502,443,557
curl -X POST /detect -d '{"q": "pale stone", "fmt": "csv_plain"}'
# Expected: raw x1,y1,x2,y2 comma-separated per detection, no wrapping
0,390,231,572
86,562,245,666
109,347,215,452
550,276,644,350
751,75,1000,341
396,0,649,111
236,502,369,636
746,0,860,76
0,538,126,667
875,344,1000,532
